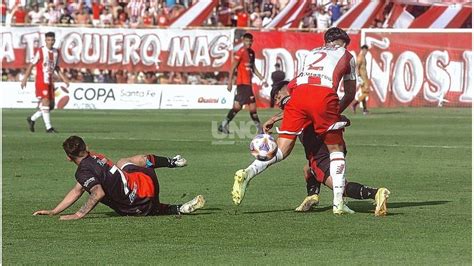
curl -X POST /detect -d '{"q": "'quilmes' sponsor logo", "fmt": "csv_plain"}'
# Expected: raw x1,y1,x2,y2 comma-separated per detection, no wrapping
198,97,219,103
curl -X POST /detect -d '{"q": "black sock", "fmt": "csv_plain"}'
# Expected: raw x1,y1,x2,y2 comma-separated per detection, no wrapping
146,155,175,168
307,179,321,196
225,109,238,124
344,182,378,199
156,203,181,215
250,112,260,124
305,170,321,196
250,112,262,132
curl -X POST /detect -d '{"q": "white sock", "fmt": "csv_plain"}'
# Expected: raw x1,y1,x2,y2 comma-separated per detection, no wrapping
221,120,229,128
330,151,346,207
30,111,42,121
245,148,283,181
40,106,52,130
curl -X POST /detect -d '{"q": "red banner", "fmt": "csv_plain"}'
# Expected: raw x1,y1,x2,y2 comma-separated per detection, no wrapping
363,29,472,107
1,26,233,72
247,30,361,107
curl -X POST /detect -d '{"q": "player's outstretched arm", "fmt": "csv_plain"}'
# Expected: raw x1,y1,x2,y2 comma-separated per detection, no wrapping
59,184,105,221
263,111,283,134
33,182,85,216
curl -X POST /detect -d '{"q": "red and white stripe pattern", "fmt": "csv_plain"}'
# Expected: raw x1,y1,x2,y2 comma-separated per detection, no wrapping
409,4,472,28
127,0,145,17
333,0,386,29
383,3,415,28
168,0,218,28
264,0,310,29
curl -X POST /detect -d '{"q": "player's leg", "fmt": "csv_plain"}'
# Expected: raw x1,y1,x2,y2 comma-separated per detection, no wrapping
312,90,353,214
219,100,242,134
322,175,390,216
27,100,42,132
325,135,354,214
248,102,263,134
38,85,56,132
231,136,292,205
351,84,362,113
231,106,305,205
116,154,187,169
154,195,205,215
295,164,321,212
243,84,262,133
40,97,55,132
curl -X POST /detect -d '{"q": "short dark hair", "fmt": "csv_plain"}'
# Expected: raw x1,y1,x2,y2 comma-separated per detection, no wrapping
243,33,253,40
274,63,281,68
45,32,55,38
270,80,289,107
361,45,369,50
324,27,350,46
63,136,87,158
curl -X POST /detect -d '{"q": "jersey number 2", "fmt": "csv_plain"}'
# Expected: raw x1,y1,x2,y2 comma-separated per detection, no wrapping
308,52,327,71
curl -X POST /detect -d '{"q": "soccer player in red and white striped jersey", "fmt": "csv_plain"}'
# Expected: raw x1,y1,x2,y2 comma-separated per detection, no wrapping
232,28,358,215
21,31,69,133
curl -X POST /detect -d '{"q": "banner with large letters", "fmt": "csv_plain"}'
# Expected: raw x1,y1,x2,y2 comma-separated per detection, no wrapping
361,29,472,107
1,27,234,72
0,82,234,109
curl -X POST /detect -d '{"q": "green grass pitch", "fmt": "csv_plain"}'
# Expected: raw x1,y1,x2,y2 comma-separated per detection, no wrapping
2,107,471,264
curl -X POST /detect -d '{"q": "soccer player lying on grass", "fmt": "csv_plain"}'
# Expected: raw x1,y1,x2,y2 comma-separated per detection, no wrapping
232,28,357,214
33,136,205,220
264,80,390,216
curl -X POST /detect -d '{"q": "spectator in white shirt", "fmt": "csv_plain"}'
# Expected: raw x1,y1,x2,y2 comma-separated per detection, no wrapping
28,4,45,24
316,6,331,30
99,6,113,26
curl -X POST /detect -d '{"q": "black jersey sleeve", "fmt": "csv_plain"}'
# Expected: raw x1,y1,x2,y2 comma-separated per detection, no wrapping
75,168,101,192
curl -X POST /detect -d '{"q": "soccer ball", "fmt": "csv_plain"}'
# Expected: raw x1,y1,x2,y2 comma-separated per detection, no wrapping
250,134,278,161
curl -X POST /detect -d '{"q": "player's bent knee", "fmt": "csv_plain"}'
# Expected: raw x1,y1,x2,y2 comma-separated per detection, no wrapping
42,99,50,107
322,130,345,150
116,158,131,169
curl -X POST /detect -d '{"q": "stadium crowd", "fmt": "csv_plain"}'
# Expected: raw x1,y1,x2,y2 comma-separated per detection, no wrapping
2,68,230,85
2,0,355,84
2,0,353,29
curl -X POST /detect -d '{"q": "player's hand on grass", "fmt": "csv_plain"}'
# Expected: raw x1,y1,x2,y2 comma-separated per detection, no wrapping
33,210,55,216
340,115,351,127
171,155,187,167
59,214,81,221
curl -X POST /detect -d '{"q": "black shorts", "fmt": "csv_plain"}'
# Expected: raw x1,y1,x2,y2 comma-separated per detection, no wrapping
116,164,160,216
234,84,255,105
